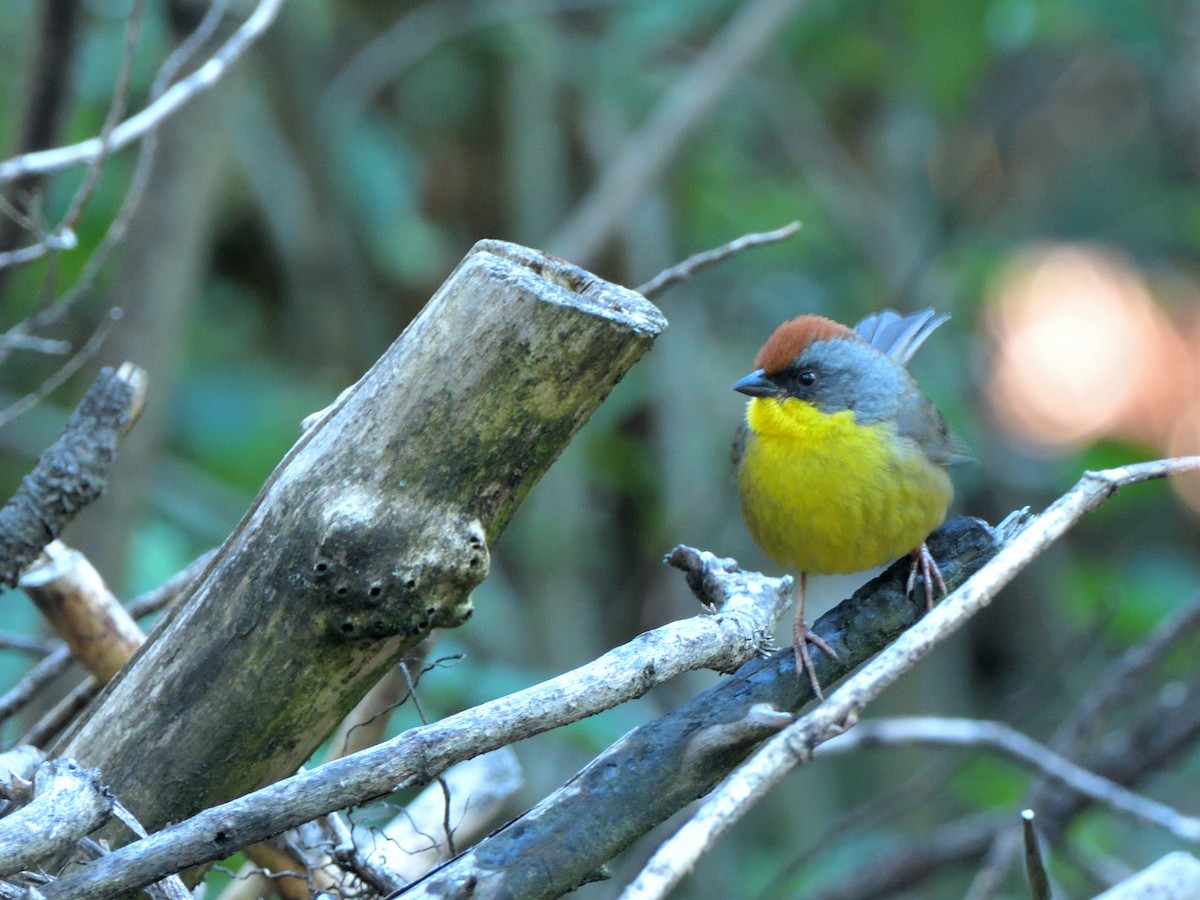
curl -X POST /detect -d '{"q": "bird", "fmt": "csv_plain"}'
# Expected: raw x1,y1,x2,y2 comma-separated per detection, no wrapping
732,308,971,698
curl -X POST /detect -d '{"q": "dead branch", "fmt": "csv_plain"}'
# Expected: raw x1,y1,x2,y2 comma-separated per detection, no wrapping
620,457,1200,900
0,363,145,586
0,758,111,877
0,0,286,185
33,545,785,899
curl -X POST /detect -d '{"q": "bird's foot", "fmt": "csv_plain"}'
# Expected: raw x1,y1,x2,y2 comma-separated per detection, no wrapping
905,542,947,612
793,615,839,700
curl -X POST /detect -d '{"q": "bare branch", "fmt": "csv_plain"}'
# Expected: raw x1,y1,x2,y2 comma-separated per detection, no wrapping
400,517,999,899
0,333,69,355
817,717,1200,842
0,308,124,429
619,457,1200,900
1021,810,1052,900
0,362,146,585
19,541,145,683
352,749,523,885
13,550,214,749
0,633,59,656
635,221,802,298
821,635,1200,899
19,677,98,750
0,645,74,728
0,0,84,274
17,0,234,337
1097,853,1200,899
0,0,286,185
34,570,788,899
0,758,112,877
125,549,217,620
548,0,812,265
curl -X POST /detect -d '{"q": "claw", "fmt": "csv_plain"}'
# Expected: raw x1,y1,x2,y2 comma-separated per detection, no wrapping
908,543,946,612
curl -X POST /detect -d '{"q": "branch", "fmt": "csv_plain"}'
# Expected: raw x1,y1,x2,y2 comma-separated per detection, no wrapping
19,541,144,682
619,457,1200,899
0,0,286,185
817,717,1200,842
0,646,74,728
402,516,999,898
0,0,83,270
125,549,217,619
352,748,524,884
13,550,214,749
0,0,147,271
47,243,664,867
818,594,1200,899
548,0,812,265
1099,853,1200,898
0,758,112,877
1021,810,1051,900
0,0,233,362
33,560,786,899
0,308,125,429
635,221,802,298
0,362,146,586
964,589,1200,896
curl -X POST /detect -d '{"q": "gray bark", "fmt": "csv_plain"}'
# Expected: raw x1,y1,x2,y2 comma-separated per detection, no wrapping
50,240,665,844
402,516,1000,899
0,758,111,877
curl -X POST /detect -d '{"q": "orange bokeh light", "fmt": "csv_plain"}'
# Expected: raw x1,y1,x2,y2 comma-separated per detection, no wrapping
986,243,1200,509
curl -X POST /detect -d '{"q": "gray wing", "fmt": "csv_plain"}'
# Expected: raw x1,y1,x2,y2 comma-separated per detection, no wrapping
855,308,949,365
895,388,975,466
731,418,749,472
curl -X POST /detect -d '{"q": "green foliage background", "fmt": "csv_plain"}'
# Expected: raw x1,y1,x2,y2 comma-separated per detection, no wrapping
2,0,1200,896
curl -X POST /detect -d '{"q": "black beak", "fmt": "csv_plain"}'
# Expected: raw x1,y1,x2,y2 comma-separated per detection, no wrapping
733,369,780,398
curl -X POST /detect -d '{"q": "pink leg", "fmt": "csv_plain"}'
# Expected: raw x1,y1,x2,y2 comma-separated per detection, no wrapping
792,572,839,699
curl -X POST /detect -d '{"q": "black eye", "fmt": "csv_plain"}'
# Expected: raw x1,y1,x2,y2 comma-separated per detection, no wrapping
798,371,817,387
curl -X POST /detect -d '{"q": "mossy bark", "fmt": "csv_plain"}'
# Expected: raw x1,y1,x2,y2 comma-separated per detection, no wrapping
51,240,666,839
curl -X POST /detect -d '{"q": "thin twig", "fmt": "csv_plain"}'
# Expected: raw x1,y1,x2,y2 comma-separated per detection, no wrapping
1052,592,1200,758
617,457,1200,900
967,591,1200,899
34,570,791,899
0,633,60,656
0,645,74,725
401,659,457,858
1022,810,1052,900
321,0,622,127
20,677,99,749
125,549,217,619
0,0,286,185
0,0,144,271
548,0,812,265
110,801,194,900
25,0,234,334
58,0,144,231
635,221,801,298
0,307,123,429
818,717,1200,842
0,333,69,354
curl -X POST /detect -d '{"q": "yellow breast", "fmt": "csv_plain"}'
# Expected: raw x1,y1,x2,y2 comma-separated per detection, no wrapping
737,397,952,574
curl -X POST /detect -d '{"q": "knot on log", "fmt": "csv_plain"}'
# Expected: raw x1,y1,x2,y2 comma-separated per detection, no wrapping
304,489,489,644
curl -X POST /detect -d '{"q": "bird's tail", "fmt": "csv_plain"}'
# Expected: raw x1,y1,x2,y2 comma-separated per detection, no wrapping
854,308,949,364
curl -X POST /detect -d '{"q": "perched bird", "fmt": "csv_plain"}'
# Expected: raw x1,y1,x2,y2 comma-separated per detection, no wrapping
732,308,970,697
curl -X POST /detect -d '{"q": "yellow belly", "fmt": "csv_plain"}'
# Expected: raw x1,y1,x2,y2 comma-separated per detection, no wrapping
737,398,952,574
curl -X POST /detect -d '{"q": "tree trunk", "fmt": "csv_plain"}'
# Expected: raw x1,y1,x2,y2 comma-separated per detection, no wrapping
51,240,666,843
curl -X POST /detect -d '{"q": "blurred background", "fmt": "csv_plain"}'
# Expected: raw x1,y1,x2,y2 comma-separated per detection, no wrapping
3,0,1200,896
